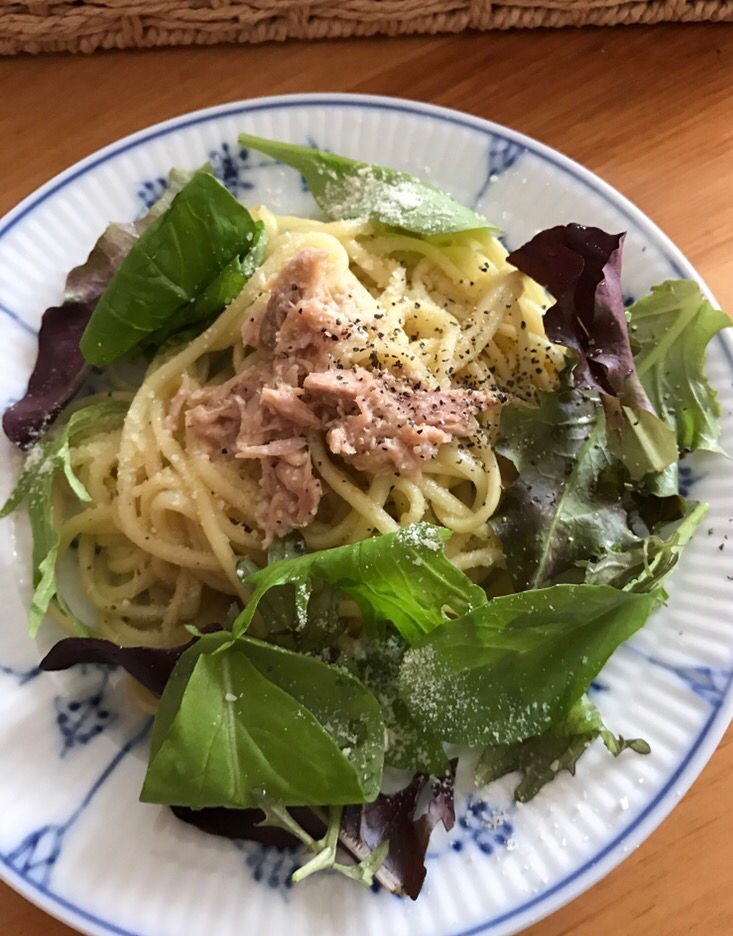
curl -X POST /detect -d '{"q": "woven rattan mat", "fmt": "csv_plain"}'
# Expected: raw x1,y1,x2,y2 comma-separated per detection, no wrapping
2,0,733,55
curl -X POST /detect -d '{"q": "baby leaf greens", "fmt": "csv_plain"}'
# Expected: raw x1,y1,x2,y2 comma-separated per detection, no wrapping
141,633,384,809
630,280,731,456
0,400,128,637
256,800,389,889
490,387,636,591
2,222,136,448
2,169,200,450
80,171,264,366
3,167,265,449
508,225,677,479
235,522,487,644
398,584,658,747
1,400,129,636
583,499,707,593
340,774,455,899
476,695,650,802
491,278,728,593
238,132,496,236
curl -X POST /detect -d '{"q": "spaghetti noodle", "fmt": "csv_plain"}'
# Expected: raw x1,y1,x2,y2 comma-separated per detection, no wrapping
57,209,562,647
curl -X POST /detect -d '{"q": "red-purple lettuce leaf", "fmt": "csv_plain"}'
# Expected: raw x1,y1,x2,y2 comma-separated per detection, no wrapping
39,632,199,697
171,804,326,848
39,623,222,696
172,774,454,899
341,774,454,899
3,222,136,449
507,224,676,478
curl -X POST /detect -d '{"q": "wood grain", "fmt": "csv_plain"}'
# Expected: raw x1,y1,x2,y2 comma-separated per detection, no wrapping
0,23,732,936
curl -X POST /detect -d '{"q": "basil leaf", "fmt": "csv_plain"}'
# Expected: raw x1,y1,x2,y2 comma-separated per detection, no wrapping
347,636,449,776
238,133,496,236
136,168,196,232
398,583,658,746
476,695,649,802
239,533,346,653
141,635,385,808
235,523,487,644
143,220,267,354
1,400,129,636
80,172,262,366
491,388,637,591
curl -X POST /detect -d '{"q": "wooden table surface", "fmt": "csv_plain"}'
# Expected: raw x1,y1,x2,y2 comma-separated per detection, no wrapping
1,22,732,936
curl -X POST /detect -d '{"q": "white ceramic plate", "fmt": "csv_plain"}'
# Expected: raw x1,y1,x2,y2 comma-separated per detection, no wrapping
1,94,731,936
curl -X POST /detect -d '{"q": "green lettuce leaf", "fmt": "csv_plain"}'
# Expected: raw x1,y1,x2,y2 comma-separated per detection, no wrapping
140,633,385,808
398,583,658,746
630,280,731,455
603,403,678,483
235,523,487,645
584,499,707,592
490,388,637,591
1,400,129,635
238,133,496,236
475,695,650,802
490,280,727,590
80,171,264,366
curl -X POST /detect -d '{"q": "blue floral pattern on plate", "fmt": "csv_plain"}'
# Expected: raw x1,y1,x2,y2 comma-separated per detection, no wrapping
450,796,514,855
236,841,302,893
0,662,41,685
627,645,730,709
2,720,150,890
54,665,117,755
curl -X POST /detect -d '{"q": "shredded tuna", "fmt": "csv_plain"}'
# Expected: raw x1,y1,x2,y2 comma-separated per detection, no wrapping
172,248,500,544
259,441,322,538
242,248,351,357
183,368,264,458
260,386,320,428
305,367,495,474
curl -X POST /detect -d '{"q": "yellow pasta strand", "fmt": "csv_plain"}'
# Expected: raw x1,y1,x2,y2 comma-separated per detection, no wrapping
51,212,559,644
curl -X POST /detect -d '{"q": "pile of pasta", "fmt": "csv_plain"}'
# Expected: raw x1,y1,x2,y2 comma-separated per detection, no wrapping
60,210,562,647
